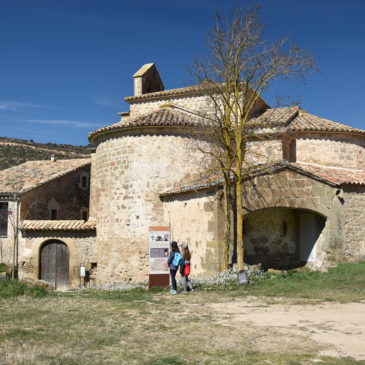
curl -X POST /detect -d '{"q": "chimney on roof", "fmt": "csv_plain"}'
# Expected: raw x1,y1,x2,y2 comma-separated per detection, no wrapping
133,63,164,96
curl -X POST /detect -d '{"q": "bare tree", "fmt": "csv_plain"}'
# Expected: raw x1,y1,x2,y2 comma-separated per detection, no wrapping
190,5,314,271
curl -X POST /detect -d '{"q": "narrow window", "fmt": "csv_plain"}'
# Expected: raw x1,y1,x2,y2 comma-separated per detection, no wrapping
0,202,8,237
48,198,60,220
282,221,287,236
80,207,88,221
51,209,58,220
81,176,87,189
79,172,89,190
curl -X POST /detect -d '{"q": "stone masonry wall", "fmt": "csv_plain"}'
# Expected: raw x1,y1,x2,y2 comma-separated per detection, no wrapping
21,165,90,221
244,169,344,269
244,207,298,266
246,138,283,165
128,94,212,117
343,185,365,262
90,129,212,284
18,230,97,288
126,93,267,120
161,190,222,277
0,200,18,267
296,133,365,169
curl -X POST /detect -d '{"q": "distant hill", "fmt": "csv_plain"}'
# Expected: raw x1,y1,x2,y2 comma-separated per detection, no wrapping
0,137,92,170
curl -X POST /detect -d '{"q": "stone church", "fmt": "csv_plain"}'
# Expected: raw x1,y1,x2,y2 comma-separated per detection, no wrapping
1,63,364,289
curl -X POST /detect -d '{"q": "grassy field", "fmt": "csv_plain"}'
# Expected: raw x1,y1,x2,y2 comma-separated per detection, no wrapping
0,263,364,365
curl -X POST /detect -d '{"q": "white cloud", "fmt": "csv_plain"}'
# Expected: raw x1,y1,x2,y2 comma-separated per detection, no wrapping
94,97,119,107
24,119,103,129
0,101,46,111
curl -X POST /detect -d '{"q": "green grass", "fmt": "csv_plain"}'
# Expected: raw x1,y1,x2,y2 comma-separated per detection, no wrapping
0,277,48,298
0,262,8,272
228,262,365,302
0,263,364,364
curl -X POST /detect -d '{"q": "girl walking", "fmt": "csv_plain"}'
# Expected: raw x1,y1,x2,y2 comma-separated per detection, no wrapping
167,241,180,294
180,242,193,293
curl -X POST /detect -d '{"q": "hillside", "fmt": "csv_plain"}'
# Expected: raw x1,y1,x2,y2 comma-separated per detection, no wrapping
0,137,92,170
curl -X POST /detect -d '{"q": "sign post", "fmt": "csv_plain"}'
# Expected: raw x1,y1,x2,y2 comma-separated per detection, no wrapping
148,226,170,288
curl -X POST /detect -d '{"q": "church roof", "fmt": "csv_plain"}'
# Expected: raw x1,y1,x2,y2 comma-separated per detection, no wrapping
88,108,205,142
288,112,365,134
251,106,365,135
0,158,91,194
293,162,365,185
21,220,96,231
160,161,365,197
124,84,210,102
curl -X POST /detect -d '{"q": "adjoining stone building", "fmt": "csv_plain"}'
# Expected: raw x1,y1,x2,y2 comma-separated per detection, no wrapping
1,63,365,288
0,158,95,289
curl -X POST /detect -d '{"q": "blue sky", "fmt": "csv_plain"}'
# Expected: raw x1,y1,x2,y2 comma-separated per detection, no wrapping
0,0,364,146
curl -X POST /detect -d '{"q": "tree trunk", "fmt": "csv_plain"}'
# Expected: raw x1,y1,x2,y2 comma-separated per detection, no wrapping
236,175,244,271
223,176,231,269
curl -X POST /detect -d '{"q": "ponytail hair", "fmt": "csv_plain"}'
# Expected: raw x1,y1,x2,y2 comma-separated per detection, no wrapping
183,247,191,261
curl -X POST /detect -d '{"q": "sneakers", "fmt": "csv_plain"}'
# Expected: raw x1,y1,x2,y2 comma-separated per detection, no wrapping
170,289,177,295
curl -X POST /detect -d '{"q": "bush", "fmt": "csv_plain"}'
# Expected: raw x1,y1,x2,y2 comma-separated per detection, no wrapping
0,278,48,298
0,263,8,273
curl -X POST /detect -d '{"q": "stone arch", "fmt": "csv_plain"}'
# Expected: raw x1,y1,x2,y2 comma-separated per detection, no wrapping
39,239,69,290
243,206,326,270
31,237,78,288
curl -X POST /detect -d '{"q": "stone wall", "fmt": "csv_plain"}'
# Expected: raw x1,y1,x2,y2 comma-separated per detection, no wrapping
246,138,283,165
244,207,297,266
128,94,213,117
21,165,90,221
89,128,213,284
0,200,18,266
243,168,344,269
18,230,97,288
161,190,223,277
296,133,365,169
343,184,365,262
244,207,326,269
126,93,267,120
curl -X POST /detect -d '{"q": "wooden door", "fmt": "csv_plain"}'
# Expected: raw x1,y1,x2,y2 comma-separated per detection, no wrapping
40,240,69,290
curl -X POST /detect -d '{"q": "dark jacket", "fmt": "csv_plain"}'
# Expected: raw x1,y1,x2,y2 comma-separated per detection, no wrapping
168,251,179,271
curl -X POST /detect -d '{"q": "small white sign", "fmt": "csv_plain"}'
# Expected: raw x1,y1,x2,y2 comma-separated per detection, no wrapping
80,266,86,277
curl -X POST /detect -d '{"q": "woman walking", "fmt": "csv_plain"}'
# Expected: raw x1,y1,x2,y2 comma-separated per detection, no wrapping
167,241,180,294
180,242,193,293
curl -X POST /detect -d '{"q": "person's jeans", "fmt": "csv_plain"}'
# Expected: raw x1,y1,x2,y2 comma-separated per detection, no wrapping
170,269,177,291
182,275,193,292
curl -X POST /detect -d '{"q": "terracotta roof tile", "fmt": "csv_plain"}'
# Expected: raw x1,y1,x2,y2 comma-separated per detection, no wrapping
89,108,205,141
288,111,365,134
249,106,300,127
160,161,365,197
0,158,91,194
293,162,365,185
21,220,96,231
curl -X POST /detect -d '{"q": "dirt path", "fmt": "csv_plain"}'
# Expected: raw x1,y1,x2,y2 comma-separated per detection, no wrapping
208,298,365,360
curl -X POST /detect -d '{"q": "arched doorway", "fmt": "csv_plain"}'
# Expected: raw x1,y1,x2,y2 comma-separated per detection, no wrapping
244,207,326,269
40,240,69,290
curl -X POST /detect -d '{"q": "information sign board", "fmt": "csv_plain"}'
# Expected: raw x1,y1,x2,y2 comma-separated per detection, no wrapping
148,226,170,274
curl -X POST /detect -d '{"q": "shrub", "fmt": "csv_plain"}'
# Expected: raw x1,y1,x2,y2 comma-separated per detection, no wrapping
0,263,8,273
0,278,48,298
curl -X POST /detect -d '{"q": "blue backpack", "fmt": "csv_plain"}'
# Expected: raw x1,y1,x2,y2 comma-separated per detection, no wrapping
172,252,183,267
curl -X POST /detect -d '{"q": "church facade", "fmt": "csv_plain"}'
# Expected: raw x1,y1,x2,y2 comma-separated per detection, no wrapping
1,63,364,289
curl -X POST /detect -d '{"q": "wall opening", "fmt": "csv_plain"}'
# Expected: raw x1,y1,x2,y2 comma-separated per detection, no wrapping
40,240,69,290
243,207,325,270
0,202,8,237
